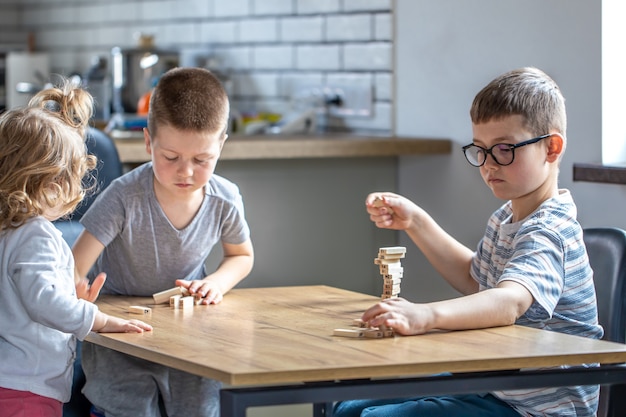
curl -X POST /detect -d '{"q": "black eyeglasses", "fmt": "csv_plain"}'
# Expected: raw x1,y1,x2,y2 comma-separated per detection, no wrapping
462,134,552,167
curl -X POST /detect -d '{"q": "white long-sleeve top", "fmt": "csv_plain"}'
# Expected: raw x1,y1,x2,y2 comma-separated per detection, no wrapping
0,216,98,403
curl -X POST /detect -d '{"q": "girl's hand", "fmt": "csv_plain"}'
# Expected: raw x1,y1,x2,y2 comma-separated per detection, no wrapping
97,315,153,333
76,272,107,302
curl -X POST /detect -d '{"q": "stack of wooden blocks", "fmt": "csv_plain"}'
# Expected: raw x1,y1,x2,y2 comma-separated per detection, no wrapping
375,246,405,299
332,246,406,339
153,287,202,308
128,287,204,315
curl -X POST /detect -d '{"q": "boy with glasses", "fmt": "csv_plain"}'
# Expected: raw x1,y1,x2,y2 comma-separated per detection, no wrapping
334,67,602,417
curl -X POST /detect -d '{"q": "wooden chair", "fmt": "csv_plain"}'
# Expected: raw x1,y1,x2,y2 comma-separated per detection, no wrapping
583,227,626,417
54,127,123,246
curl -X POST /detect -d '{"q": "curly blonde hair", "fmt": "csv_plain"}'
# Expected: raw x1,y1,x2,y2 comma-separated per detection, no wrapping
0,80,97,230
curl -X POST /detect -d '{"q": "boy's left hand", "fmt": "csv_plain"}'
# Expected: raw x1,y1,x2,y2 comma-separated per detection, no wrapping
175,279,224,305
76,272,107,302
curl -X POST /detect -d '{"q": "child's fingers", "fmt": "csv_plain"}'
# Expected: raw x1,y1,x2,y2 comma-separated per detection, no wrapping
128,320,153,332
88,273,107,300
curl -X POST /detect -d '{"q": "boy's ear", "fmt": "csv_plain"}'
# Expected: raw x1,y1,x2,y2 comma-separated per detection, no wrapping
546,134,564,162
143,128,153,155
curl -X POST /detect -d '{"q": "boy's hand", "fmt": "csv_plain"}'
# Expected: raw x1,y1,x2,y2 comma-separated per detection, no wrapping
361,297,434,336
365,193,415,231
175,279,224,305
76,272,107,302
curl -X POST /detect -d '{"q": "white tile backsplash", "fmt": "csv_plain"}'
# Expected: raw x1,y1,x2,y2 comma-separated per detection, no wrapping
161,22,201,46
240,18,279,43
214,0,250,17
343,42,392,71
280,16,324,42
296,44,341,71
374,13,392,41
253,45,294,69
233,72,280,97
78,4,112,25
173,0,213,19
343,0,392,12
1,0,393,134
108,3,140,23
296,0,341,15
0,7,18,27
326,14,372,42
253,0,294,16
374,72,392,101
279,72,325,97
213,46,252,69
200,20,239,44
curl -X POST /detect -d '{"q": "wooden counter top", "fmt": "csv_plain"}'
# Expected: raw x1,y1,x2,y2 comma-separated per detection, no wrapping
110,131,452,163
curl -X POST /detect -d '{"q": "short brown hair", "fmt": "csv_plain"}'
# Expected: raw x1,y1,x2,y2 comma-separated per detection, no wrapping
0,80,96,229
147,67,230,138
470,67,567,138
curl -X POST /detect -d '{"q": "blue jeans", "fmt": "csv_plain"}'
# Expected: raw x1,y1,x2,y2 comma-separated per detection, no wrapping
333,394,520,417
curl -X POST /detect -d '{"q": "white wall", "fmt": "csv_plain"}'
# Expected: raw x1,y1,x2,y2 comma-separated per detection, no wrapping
395,0,626,302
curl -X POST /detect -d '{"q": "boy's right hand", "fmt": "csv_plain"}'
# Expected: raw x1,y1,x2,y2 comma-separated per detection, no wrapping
95,314,153,334
365,192,416,231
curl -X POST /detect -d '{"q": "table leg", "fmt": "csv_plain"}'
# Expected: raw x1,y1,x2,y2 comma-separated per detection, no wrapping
313,402,333,417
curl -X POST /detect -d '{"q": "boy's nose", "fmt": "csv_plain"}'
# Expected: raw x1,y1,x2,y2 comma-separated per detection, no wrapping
177,161,194,176
483,152,501,168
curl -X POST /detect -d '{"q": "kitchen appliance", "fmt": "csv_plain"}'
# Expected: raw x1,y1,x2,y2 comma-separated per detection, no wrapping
0,52,6,112
5,51,49,110
84,56,111,121
111,46,179,114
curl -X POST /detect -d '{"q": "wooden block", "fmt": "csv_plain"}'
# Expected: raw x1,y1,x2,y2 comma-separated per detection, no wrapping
170,294,182,308
383,283,401,293
381,294,399,299
128,305,152,315
372,197,394,214
333,328,365,338
383,276,402,285
379,264,403,274
379,324,395,337
372,197,385,207
374,257,402,265
352,318,368,328
379,246,406,255
382,273,403,281
153,287,184,304
193,293,203,305
363,329,384,338
179,296,194,309
377,252,405,260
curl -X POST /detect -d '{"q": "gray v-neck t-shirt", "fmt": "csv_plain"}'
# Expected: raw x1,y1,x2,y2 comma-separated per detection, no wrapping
81,162,250,296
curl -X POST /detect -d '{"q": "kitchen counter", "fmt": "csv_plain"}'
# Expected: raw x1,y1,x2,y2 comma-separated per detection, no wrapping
109,130,452,163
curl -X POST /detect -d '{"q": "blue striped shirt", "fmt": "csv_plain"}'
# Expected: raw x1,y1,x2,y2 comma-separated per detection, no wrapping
471,189,603,416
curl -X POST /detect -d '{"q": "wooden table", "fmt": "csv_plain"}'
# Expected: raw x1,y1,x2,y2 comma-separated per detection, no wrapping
86,285,626,416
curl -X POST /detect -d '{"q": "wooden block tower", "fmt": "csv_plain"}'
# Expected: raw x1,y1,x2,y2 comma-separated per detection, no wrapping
375,246,406,299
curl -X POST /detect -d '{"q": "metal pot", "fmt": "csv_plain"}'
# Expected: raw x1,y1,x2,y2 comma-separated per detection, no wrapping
111,46,179,114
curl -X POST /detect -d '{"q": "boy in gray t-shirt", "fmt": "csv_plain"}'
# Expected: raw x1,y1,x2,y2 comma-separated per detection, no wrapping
73,67,254,417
